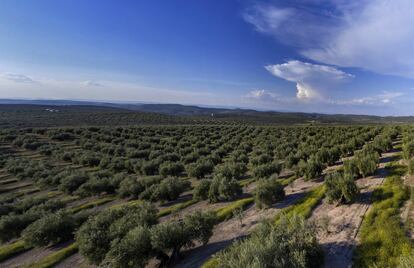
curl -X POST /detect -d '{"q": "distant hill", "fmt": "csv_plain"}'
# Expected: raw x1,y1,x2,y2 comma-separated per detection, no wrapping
1,99,414,127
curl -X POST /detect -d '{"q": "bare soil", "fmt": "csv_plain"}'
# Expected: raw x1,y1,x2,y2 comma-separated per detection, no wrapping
0,241,73,268
171,177,323,268
309,150,396,268
54,253,95,268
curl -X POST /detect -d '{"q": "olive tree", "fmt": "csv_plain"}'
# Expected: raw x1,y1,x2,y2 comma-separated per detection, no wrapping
22,212,75,247
254,179,285,209
208,174,242,203
103,225,153,268
214,215,323,267
325,172,359,204
193,179,212,201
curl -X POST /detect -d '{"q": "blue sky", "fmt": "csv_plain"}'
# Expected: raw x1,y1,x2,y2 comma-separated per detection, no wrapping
1,0,414,115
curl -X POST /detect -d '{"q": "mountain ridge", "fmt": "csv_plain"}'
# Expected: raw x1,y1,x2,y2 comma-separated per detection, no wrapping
0,99,413,125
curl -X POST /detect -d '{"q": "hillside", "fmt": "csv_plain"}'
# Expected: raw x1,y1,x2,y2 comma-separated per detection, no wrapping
1,100,414,127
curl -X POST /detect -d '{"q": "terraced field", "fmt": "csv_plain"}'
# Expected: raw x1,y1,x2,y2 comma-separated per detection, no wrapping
1,124,413,267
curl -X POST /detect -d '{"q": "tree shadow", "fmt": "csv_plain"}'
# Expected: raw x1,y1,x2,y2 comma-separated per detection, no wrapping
353,191,374,205
160,193,193,207
321,241,354,268
379,154,399,164
270,191,308,209
172,236,248,268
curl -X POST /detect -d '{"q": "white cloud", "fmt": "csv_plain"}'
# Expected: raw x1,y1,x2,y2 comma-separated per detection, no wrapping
245,0,414,78
244,89,279,102
1,73,35,83
81,80,103,87
243,3,336,47
330,91,403,105
265,60,353,101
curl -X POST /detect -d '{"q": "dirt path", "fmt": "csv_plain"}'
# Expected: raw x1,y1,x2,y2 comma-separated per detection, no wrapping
309,150,397,268
172,177,323,268
54,253,95,268
0,241,73,268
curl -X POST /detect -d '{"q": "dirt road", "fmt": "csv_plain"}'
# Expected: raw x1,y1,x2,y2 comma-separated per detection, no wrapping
309,150,397,268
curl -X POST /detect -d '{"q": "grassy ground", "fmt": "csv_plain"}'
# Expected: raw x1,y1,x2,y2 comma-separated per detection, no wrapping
214,197,255,223
274,184,326,223
157,199,198,217
26,243,78,268
354,154,412,267
69,196,116,214
0,240,31,262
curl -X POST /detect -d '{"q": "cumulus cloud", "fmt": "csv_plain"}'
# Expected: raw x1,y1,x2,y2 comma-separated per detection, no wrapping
81,81,103,87
265,60,353,101
332,91,404,106
244,89,279,102
1,73,35,83
245,0,414,78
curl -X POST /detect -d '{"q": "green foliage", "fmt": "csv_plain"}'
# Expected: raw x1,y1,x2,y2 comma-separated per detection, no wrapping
403,141,414,160
76,202,158,265
343,159,359,179
58,172,89,194
354,148,379,177
104,226,152,268
150,221,191,256
77,208,126,264
298,157,324,180
274,185,326,222
213,215,323,268
325,172,359,204
0,200,65,243
140,177,191,202
208,175,242,203
157,199,197,217
254,178,285,209
408,158,414,175
193,179,212,201
250,154,273,166
0,240,31,262
398,252,414,268
184,211,216,245
159,161,184,177
186,159,214,179
0,124,388,268
118,176,162,198
252,162,281,179
150,211,215,263
69,196,116,214
214,197,254,222
28,243,78,268
141,160,161,175
22,212,76,247
355,165,411,267
74,174,121,197
214,161,247,180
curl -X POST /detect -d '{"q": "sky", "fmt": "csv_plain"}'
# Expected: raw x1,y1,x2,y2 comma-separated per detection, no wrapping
1,0,414,115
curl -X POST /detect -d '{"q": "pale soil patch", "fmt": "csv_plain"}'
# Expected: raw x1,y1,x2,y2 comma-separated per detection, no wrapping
400,171,414,238
54,253,95,268
159,199,234,223
310,150,396,268
1,181,33,194
0,173,12,180
0,241,72,268
171,177,323,268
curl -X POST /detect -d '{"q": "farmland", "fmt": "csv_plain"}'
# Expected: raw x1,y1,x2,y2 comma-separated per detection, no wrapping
1,117,414,267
